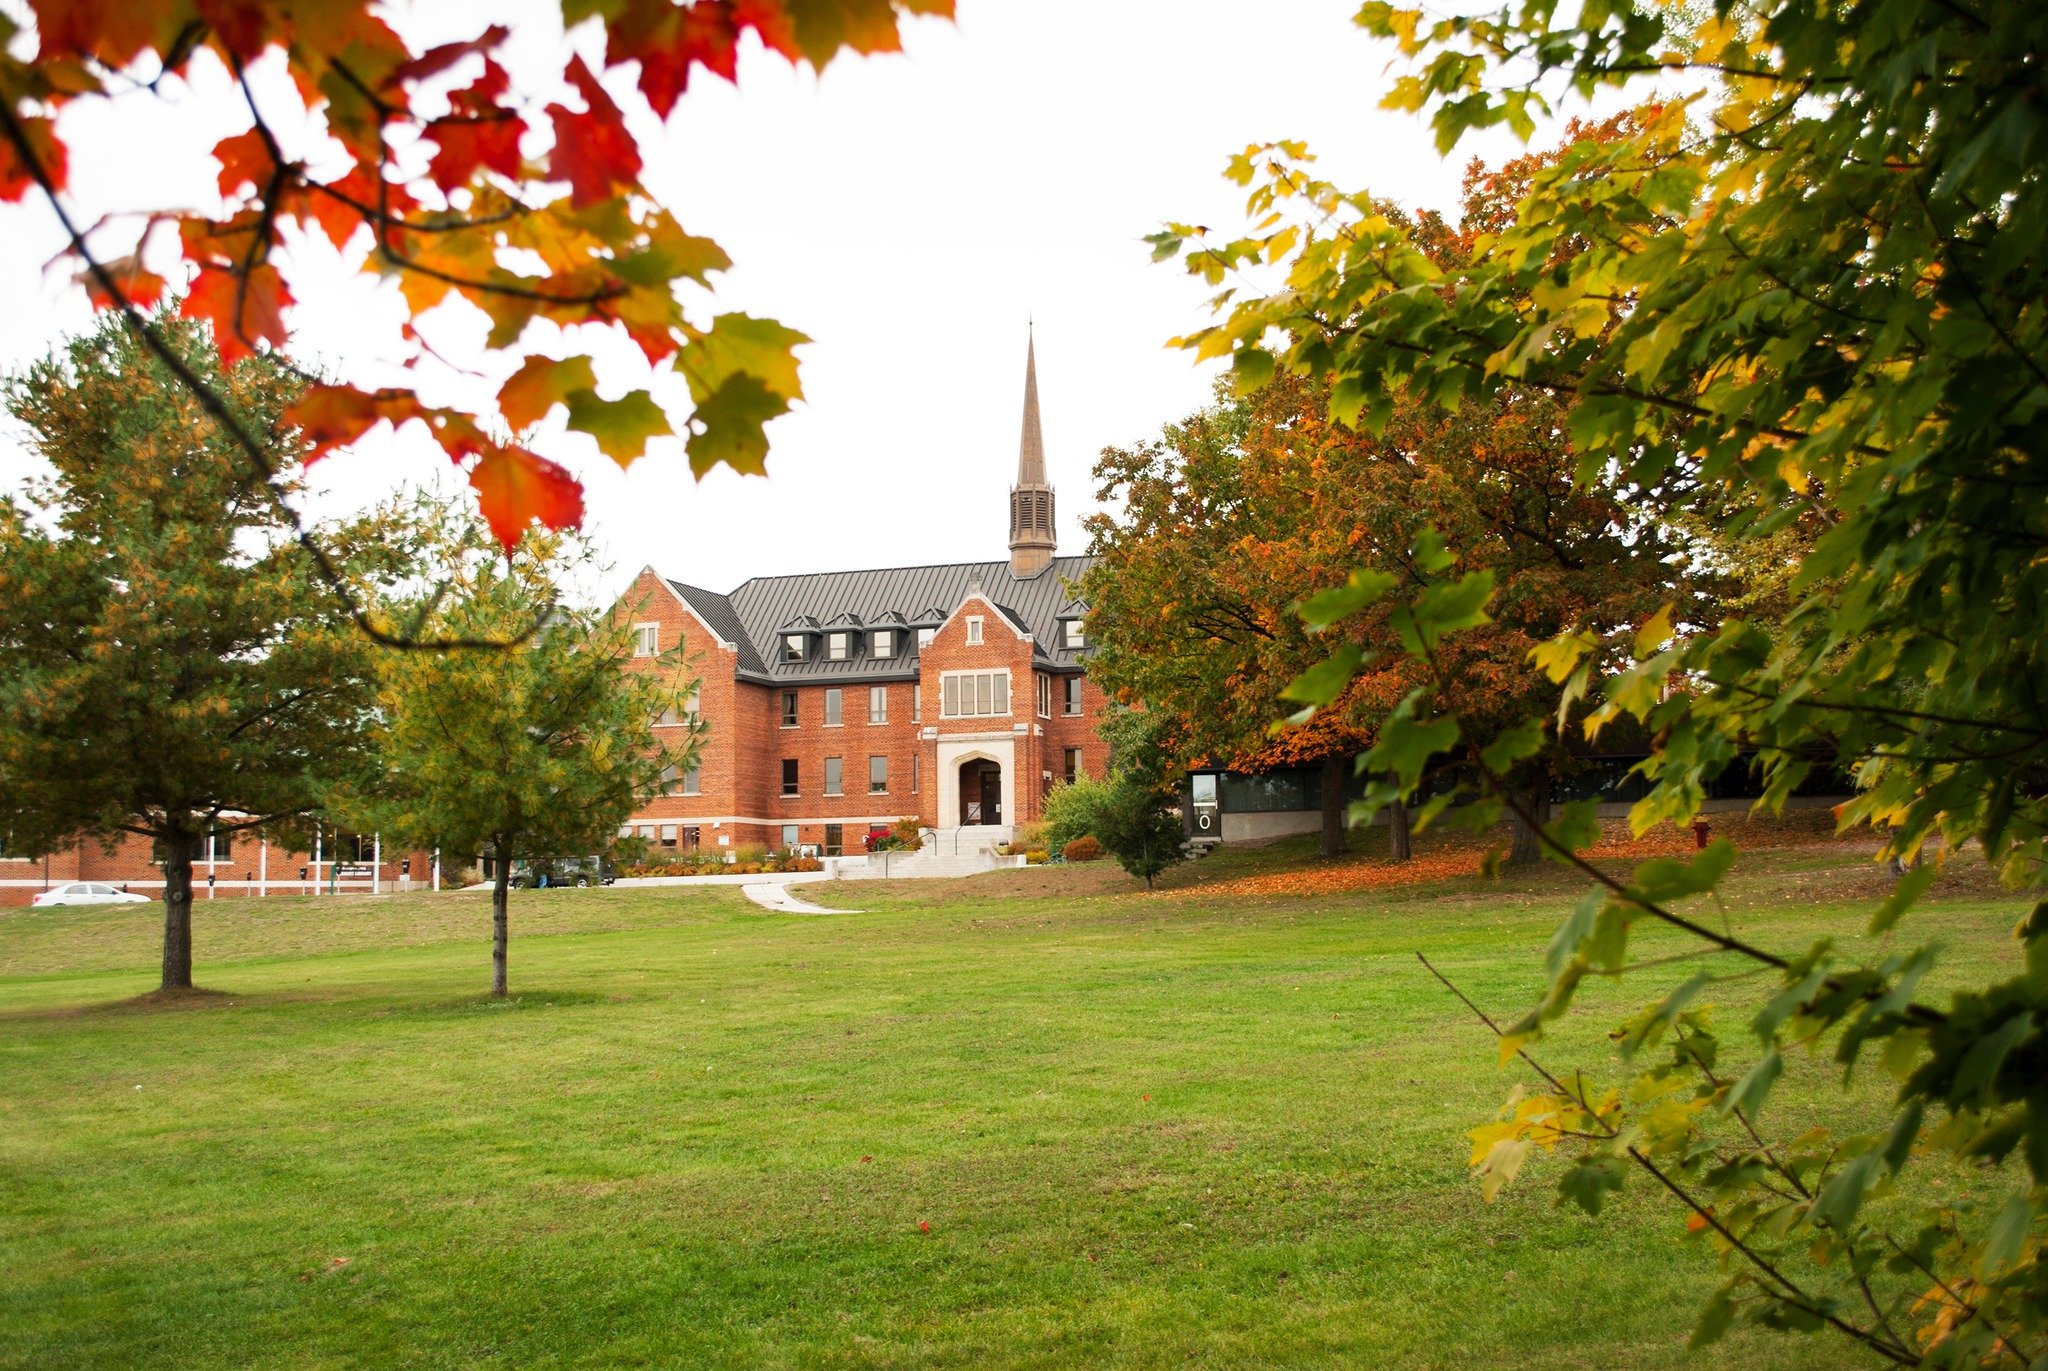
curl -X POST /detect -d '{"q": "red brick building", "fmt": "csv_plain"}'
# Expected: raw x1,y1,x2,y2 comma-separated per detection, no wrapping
613,336,1107,856
0,826,435,906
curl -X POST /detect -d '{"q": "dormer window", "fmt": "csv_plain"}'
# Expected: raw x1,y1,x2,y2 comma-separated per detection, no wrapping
1063,620,1085,649
871,629,893,658
783,634,805,662
967,616,984,645
826,631,851,661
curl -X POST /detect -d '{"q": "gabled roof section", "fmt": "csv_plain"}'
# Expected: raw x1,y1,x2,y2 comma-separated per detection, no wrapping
665,580,768,677
823,610,865,629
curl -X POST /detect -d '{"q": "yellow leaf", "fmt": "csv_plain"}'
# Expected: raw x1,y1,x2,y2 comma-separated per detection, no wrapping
1635,603,1676,657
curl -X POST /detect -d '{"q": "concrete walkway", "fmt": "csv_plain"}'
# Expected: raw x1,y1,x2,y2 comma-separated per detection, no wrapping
740,882,862,915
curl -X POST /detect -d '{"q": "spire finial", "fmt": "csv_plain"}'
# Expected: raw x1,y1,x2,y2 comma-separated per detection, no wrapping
1009,325,1056,578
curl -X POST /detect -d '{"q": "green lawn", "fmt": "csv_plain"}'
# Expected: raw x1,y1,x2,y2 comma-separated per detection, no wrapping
0,837,2023,1368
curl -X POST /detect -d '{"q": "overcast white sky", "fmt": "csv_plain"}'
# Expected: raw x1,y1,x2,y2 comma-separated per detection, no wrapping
0,1,1568,604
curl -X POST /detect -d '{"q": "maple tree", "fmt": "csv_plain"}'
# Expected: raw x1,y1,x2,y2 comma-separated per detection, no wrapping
0,311,380,992
1154,0,2048,1361
1085,356,1675,863
0,0,951,637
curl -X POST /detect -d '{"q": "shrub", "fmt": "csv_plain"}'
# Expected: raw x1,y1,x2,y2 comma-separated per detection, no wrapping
1011,820,1048,852
1024,849,1049,864
1044,777,1117,851
1062,835,1102,863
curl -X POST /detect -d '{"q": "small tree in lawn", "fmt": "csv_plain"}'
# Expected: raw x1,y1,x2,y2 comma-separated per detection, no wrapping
1091,778,1185,891
360,506,695,997
0,312,376,993
1044,705,1187,890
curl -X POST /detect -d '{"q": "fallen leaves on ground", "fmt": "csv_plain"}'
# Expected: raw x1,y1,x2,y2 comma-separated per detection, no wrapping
1164,816,1851,901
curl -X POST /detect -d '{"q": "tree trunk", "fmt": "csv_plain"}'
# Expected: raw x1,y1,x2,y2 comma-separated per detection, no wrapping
1387,794,1412,863
161,838,194,991
491,846,511,998
1319,754,1346,859
1507,784,1550,866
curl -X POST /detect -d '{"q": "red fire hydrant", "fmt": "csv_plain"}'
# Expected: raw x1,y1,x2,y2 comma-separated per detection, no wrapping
1692,817,1711,850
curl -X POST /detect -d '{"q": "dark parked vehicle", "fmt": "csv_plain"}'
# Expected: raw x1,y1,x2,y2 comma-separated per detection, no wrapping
509,855,616,889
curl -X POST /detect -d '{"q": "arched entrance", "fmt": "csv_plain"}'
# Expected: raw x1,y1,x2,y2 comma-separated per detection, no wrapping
958,758,1003,826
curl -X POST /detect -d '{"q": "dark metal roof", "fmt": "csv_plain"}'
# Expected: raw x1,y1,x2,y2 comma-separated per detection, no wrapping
667,555,1094,685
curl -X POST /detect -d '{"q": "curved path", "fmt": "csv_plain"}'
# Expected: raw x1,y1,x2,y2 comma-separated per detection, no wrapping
740,882,863,916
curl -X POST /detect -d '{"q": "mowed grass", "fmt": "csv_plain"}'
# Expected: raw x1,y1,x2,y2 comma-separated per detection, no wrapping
0,833,2027,1368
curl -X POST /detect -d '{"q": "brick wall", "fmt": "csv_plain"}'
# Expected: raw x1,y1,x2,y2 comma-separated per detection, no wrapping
0,830,438,906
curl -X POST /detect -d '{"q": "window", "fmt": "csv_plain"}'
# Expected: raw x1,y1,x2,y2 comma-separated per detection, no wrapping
684,689,700,718
823,824,844,857
827,631,850,661
917,627,936,650
210,831,235,864
657,707,681,727
781,759,799,797
660,823,678,847
661,763,681,794
913,685,921,722
781,823,799,850
824,756,843,796
1063,619,1085,649
966,616,983,645
782,633,805,661
912,753,920,793
940,670,1010,718
681,767,701,796
781,691,798,727
1063,676,1083,715
872,629,893,657
868,686,888,724
1064,747,1082,785
824,688,843,726
634,623,659,657
869,755,888,794
1036,674,1051,718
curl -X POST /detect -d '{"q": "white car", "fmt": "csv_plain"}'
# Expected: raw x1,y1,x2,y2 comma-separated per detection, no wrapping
31,882,151,908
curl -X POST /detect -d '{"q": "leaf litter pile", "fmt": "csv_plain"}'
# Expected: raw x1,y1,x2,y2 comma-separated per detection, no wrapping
1168,809,1854,901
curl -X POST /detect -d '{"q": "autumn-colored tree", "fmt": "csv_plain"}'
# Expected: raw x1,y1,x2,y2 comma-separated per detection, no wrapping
0,311,377,992
0,0,950,630
1086,357,1675,862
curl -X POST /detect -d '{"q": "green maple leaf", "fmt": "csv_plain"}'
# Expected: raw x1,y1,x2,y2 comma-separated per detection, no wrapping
686,372,787,478
565,388,672,468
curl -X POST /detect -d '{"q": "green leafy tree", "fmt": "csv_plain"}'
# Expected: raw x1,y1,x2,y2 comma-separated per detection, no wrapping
1044,705,1187,890
354,507,695,998
1155,0,2048,1360
0,312,375,992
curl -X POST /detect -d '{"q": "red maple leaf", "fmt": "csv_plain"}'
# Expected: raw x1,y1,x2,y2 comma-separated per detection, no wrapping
389,24,509,86
0,115,66,202
466,444,585,549
606,2,743,117
214,127,274,199
548,55,641,208
287,385,434,462
182,262,291,364
425,60,524,192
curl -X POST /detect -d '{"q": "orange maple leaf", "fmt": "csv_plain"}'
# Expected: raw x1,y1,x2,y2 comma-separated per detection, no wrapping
466,444,584,549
